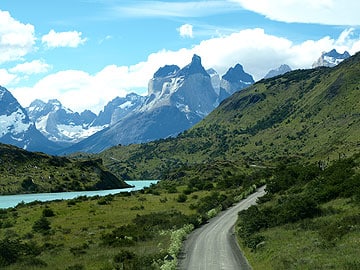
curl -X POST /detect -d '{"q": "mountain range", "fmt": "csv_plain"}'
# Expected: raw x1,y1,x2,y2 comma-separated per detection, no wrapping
0,49,351,155
60,54,254,154
97,51,360,180
0,86,59,154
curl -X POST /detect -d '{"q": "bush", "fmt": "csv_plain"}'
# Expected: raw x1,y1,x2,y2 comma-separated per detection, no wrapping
274,194,320,225
33,216,51,234
0,238,42,267
0,238,20,266
177,194,187,203
244,234,265,251
42,207,55,217
66,263,85,270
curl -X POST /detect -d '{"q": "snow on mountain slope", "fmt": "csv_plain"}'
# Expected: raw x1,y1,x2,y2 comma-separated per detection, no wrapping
312,49,351,68
0,86,60,153
27,99,101,145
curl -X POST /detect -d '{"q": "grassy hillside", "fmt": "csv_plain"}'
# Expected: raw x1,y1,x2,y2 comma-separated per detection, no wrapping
1,53,359,269
236,154,360,269
0,163,264,269
98,52,360,180
0,144,130,195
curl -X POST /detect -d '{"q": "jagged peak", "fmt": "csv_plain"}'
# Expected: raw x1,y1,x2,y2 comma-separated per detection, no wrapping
264,64,292,79
323,49,350,59
29,99,46,106
222,63,254,83
177,54,209,77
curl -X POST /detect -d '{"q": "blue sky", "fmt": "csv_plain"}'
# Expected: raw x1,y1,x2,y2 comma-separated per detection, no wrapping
1,0,360,113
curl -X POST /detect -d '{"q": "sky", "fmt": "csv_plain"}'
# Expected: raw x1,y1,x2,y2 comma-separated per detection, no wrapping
1,0,360,114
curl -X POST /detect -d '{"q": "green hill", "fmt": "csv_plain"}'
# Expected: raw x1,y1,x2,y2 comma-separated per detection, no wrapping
99,52,360,180
0,53,359,269
0,143,130,195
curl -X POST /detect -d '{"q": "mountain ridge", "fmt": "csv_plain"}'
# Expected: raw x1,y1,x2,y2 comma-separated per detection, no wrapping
97,51,360,180
62,54,254,154
0,86,61,154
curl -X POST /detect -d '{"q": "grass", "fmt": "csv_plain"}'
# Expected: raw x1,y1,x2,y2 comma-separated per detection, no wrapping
0,183,223,269
242,199,360,270
237,160,360,270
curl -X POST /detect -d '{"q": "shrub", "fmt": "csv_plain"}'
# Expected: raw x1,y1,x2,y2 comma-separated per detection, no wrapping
0,238,20,266
66,263,85,270
42,207,55,217
177,194,187,203
0,238,42,267
113,250,135,263
274,194,320,225
244,234,265,251
33,216,51,234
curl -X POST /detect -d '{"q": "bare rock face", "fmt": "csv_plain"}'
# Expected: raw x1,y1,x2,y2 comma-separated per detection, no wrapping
219,64,254,102
264,64,292,79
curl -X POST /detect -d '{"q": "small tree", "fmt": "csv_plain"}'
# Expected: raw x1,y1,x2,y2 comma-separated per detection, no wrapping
33,216,51,234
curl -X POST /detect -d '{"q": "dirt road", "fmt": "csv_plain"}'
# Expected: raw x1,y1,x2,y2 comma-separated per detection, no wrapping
178,186,266,270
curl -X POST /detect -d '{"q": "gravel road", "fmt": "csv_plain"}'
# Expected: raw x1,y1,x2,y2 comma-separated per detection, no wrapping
178,186,266,270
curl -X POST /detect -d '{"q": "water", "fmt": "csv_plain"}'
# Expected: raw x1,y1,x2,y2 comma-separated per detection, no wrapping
0,180,158,209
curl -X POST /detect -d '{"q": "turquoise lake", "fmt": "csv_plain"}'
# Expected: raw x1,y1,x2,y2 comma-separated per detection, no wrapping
0,180,158,209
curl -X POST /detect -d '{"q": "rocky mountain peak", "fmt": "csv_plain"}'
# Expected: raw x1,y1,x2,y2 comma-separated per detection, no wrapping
153,65,180,78
325,49,350,59
219,64,254,102
177,54,209,77
222,64,254,84
0,86,59,153
264,64,292,79
0,86,28,117
312,49,351,68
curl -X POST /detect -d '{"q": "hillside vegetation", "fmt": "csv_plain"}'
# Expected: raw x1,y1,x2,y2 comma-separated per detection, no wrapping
237,154,360,269
0,53,359,269
98,52,360,180
0,144,130,195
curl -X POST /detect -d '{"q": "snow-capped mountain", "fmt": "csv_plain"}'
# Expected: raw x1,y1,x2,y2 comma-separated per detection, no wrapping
62,54,221,153
93,93,146,126
312,49,351,68
145,54,218,123
0,86,60,153
26,99,102,146
27,93,146,146
219,64,254,102
264,64,292,79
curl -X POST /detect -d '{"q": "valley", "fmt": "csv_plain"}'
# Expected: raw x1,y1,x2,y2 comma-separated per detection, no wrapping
0,50,359,269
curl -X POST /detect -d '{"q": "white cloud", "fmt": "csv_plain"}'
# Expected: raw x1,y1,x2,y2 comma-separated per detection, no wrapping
0,69,18,86
230,0,360,25
10,60,51,75
0,10,35,64
178,24,194,38
112,1,242,18
41,30,87,48
10,28,360,114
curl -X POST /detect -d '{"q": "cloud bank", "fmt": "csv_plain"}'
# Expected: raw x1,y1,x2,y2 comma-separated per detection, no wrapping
0,10,35,64
3,3,360,114
11,27,360,113
231,0,360,26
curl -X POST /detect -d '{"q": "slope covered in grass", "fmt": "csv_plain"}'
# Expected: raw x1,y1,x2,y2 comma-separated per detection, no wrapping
0,143,130,194
99,52,360,180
